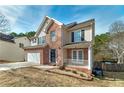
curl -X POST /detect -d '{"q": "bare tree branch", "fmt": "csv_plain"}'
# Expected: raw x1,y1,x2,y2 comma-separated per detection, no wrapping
0,13,10,33
109,20,124,64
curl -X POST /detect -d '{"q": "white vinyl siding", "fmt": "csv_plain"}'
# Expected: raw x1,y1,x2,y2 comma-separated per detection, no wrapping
31,38,37,46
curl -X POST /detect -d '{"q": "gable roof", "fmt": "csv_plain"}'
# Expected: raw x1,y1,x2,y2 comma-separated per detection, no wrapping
14,36,30,40
64,22,77,29
35,16,63,37
64,19,95,31
34,16,95,38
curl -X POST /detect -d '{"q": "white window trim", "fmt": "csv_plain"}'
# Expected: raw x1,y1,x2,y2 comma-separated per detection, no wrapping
38,36,46,45
71,29,85,43
50,31,56,42
74,30,81,42
71,50,84,63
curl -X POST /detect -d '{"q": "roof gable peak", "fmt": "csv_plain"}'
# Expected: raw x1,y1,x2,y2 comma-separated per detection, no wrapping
35,16,63,37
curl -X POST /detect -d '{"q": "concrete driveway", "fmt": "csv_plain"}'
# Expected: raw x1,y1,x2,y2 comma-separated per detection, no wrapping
0,62,39,71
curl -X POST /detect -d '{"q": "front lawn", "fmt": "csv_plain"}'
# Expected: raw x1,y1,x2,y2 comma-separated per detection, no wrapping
0,67,123,87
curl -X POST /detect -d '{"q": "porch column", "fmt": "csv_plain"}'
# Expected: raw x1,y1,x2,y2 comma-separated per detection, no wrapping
88,45,93,70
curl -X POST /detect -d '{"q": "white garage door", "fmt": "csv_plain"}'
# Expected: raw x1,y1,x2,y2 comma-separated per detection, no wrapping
27,53,40,64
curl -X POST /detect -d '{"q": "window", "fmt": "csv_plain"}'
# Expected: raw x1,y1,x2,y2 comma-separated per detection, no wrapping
74,31,81,42
72,50,83,62
38,36,45,45
72,51,77,59
71,30,84,42
78,50,83,60
50,31,56,41
32,38,36,43
19,43,24,48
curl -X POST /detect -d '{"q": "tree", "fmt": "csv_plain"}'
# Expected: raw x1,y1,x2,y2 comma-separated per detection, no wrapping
9,31,36,38
94,33,111,61
94,33,110,54
25,31,36,38
10,32,18,37
0,13,10,33
18,32,25,37
109,21,124,64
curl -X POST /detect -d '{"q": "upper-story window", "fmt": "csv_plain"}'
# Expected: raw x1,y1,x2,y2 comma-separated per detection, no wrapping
38,36,46,45
32,38,36,43
71,30,84,42
50,31,56,42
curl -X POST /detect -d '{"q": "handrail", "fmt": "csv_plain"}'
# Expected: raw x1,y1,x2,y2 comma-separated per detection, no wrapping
64,59,88,66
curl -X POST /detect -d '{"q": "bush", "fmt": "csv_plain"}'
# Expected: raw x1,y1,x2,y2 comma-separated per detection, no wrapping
72,70,77,74
59,66,65,70
80,74,84,77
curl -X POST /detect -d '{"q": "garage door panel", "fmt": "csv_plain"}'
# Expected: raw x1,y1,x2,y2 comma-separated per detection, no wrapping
27,53,40,64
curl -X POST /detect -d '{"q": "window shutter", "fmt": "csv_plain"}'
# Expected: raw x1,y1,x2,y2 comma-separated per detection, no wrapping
71,32,74,42
81,30,84,41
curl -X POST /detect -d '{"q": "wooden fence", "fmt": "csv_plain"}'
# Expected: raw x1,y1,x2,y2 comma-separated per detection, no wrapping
93,62,124,72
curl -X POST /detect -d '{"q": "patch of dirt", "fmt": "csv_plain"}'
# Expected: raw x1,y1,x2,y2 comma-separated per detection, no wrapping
0,61,10,64
47,69,91,80
0,67,123,87
0,61,19,64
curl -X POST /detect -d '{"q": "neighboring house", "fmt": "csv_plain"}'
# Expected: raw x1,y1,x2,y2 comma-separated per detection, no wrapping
0,33,25,62
24,16,95,74
14,36,30,48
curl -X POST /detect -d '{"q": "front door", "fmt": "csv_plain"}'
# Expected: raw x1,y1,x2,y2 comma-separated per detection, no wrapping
50,49,56,63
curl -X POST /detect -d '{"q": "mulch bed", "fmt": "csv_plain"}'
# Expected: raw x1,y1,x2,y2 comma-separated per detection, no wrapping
46,69,93,81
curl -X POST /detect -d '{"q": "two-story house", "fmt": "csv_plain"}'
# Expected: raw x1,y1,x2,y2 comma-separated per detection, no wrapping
14,36,31,48
24,16,95,74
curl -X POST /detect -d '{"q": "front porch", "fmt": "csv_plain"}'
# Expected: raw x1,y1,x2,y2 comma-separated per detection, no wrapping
63,43,93,71
64,59,88,66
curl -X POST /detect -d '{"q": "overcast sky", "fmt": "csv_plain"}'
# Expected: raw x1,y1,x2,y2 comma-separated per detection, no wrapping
0,5,124,35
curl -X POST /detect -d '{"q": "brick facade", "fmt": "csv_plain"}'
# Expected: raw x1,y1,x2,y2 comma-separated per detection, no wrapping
45,22,63,65
25,22,63,65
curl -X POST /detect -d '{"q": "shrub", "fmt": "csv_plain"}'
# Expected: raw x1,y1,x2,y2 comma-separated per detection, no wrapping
59,66,65,70
80,74,84,77
72,70,77,74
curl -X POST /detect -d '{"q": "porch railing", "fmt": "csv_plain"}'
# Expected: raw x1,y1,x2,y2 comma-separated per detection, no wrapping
64,59,88,66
